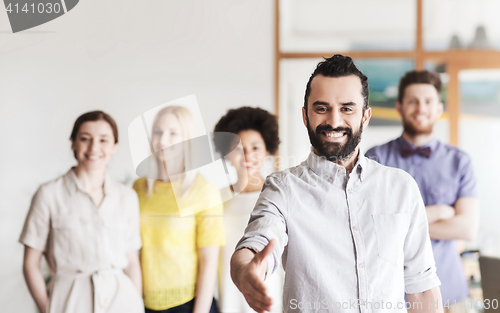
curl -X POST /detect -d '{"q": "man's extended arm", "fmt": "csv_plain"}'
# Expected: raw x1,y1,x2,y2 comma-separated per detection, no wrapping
230,241,276,313
428,197,479,241
230,174,288,313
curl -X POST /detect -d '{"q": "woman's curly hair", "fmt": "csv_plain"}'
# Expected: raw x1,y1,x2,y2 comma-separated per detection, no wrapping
213,106,280,156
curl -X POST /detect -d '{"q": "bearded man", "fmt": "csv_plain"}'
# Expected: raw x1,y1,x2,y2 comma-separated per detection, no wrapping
229,55,444,313
366,70,479,313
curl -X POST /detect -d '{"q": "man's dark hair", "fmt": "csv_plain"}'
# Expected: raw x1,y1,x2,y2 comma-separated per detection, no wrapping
398,70,442,103
213,106,280,155
303,54,369,113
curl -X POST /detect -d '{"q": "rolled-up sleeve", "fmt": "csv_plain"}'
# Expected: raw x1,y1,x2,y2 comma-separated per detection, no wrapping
19,185,50,252
403,175,441,294
235,174,288,277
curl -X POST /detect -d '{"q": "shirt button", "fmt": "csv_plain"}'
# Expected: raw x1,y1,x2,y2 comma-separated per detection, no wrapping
358,263,364,268
328,178,333,183
337,168,342,172
348,189,352,194
352,226,358,231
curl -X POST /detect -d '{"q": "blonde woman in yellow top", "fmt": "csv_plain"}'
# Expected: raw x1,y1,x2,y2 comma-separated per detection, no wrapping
133,106,225,313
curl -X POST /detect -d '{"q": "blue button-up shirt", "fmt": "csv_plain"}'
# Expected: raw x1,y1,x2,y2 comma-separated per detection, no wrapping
236,150,440,313
366,136,478,303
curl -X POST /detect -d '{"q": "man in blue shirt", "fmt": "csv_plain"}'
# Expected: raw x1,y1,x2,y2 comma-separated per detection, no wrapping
366,70,479,313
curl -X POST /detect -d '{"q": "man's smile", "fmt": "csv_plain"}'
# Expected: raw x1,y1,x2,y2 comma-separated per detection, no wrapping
322,130,347,142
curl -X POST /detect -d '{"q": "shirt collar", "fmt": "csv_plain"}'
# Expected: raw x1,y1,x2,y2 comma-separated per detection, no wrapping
306,147,365,182
64,167,117,196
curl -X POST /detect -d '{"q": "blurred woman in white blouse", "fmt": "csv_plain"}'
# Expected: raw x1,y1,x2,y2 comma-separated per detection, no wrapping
20,111,144,313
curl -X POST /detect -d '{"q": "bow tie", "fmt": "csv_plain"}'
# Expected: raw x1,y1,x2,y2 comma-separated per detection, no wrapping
400,145,432,158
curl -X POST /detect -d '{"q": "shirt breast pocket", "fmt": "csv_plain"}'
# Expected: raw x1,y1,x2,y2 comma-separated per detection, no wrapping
51,215,86,265
372,213,409,265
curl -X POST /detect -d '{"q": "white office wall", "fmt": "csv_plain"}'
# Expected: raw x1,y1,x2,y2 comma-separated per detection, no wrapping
0,0,274,310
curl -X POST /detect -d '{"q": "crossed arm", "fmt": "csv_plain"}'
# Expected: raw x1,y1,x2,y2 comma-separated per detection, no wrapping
425,197,479,241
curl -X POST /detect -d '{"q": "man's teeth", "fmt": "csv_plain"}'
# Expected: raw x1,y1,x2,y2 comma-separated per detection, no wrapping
87,155,100,160
325,132,344,138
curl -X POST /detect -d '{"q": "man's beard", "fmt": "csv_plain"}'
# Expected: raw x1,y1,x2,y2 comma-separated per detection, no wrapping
402,117,433,137
306,117,363,162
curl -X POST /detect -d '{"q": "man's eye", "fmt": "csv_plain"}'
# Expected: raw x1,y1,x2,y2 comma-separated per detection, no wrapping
80,137,89,141
316,107,327,113
153,131,162,136
101,139,108,143
342,107,353,112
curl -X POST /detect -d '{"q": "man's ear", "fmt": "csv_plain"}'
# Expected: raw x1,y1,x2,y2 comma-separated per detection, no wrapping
362,107,372,129
302,107,308,128
395,101,403,117
437,101,444,118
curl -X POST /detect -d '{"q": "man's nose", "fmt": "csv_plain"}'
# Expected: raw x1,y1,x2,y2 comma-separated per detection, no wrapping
416,100,427,113
327,111,344,129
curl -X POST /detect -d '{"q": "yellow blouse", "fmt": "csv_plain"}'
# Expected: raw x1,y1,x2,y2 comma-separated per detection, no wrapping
133,175,225,311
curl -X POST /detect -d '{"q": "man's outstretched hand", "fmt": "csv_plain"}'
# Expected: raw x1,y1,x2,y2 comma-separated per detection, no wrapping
230,239,277,313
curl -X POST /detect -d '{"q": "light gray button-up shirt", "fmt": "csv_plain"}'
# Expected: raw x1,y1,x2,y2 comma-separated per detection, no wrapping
236,151,441,313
